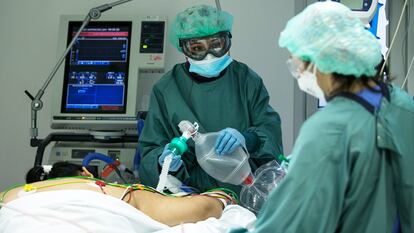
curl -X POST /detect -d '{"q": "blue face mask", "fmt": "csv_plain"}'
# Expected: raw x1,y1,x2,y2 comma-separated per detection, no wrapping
188,54,233,78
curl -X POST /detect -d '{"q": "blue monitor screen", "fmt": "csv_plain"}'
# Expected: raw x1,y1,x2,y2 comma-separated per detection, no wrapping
61,21,132,114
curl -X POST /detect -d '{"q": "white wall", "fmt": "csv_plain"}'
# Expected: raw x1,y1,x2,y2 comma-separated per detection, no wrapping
0,0,296,190
386,0,414,95
403,0,414,95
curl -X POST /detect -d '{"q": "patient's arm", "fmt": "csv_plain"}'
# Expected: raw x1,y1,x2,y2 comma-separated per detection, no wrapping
133,191,223,226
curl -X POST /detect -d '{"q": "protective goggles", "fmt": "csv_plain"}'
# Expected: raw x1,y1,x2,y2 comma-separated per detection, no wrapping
286,57,305,79
179,32,232,61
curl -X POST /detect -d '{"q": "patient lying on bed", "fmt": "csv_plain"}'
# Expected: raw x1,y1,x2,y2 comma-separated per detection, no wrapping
0,162,240,232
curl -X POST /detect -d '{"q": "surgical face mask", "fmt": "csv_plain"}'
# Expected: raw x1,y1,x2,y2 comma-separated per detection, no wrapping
188,54,233,78
297,64,326,101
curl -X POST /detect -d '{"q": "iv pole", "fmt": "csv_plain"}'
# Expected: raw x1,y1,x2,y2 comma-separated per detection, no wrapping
24,0,133,147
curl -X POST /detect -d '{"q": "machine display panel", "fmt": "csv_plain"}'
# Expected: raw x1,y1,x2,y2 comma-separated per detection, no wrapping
341,0,364,10
61,21,132,114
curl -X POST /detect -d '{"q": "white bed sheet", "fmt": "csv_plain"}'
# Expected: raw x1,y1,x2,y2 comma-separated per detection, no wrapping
154,205,256,233
0,189,255,233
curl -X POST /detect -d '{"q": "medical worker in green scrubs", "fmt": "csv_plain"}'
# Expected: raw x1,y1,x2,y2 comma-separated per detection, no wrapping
138,5,283,194
231,1,414,233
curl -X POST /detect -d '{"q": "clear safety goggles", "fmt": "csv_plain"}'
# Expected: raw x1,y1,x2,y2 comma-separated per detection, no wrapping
286,57,305,79
180,31,232,61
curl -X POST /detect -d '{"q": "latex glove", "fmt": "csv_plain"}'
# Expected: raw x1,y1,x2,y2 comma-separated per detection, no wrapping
158,144,183,172
215,128,246,155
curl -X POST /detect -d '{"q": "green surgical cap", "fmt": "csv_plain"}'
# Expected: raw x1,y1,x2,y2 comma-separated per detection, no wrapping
279,1,382,77
170,4,233,51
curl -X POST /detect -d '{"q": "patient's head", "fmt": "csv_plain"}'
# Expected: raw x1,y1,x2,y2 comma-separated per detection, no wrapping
26,161,85,183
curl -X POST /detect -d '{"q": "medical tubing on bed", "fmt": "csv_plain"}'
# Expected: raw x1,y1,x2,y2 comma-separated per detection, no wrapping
0,184,23,203
1,177,238,209
43,176,156,193
205,187,239,203
113,166,128,184
83,152,129,183
82,152,115,167
156,122,196,192
278,154,290,172
156,137,188,192
199,191,238,207
0,177,162,204
156,152,174,192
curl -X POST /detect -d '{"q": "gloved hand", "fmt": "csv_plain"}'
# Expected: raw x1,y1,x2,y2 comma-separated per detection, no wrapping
158,144,183,172
215,128,246,155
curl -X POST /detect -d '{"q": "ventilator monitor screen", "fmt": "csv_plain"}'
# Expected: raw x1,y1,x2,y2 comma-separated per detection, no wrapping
327,0,373,11
61,21,132,114
341,0,363,10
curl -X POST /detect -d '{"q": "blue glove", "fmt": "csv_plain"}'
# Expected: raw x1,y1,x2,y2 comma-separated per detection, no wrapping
158,144,183,172
215,128,246,155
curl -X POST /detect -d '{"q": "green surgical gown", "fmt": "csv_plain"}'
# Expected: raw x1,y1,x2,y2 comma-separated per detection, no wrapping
231,85,414,233
139,61,283,194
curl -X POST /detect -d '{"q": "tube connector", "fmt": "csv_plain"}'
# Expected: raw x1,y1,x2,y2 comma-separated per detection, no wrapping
169,136,188,155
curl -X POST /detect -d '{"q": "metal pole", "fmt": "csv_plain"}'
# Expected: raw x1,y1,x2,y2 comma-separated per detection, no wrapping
215,0,222,10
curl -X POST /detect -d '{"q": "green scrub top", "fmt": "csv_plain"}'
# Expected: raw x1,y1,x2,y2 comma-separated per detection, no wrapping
138,60,283,194
231,85,414,233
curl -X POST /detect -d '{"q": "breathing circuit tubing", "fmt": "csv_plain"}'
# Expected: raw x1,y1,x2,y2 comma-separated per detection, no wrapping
82,152,128,184
155,122,198,192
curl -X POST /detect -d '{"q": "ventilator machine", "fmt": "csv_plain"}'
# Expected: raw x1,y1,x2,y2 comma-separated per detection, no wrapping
46,14,167,181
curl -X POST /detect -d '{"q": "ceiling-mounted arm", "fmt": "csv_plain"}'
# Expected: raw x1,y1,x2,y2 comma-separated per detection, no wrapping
215,0,221,10
26,14,91,142
89,0,133,19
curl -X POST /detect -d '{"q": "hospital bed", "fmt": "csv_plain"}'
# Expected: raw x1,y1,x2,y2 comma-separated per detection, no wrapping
0,189,255,233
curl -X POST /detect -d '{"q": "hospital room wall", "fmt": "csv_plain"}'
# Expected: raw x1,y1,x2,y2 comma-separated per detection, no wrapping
389,0,414,94
409,1,414,95
0,0,297,190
